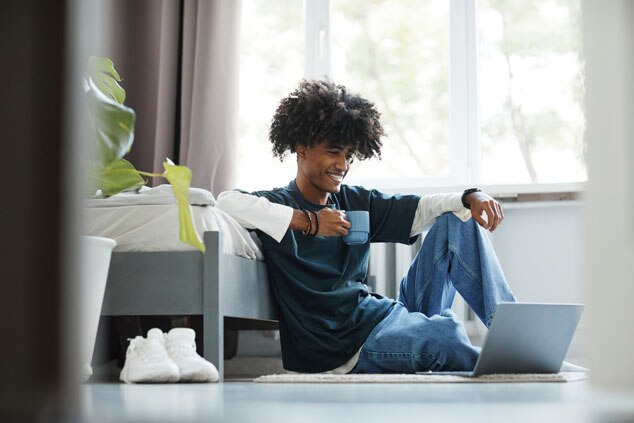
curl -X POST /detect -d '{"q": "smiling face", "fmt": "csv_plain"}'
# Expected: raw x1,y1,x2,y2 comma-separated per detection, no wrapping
295,140,354,205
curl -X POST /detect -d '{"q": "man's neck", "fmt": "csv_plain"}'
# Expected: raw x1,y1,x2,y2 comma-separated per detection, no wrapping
294,177,330,205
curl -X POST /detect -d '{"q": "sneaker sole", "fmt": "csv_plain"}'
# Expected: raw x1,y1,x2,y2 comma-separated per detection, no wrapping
124,364,180,383
179,369,219,383
176,361,219,383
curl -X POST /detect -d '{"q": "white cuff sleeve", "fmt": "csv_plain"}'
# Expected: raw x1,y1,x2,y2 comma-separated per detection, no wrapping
410,193,472,236
216,191,293,243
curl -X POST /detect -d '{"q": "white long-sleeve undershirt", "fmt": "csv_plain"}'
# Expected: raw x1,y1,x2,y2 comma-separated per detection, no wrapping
216,190,471,243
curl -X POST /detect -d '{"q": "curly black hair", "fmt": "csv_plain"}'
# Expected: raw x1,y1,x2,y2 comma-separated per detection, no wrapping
269,79,384,161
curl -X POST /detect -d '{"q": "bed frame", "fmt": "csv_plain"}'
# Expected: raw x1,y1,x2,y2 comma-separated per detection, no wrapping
100,231,279,381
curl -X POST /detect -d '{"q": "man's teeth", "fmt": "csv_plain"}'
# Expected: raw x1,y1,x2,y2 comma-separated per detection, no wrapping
328,173,343,181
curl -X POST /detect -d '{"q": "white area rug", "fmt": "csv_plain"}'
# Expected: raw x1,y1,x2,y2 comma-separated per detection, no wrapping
254,372,588,384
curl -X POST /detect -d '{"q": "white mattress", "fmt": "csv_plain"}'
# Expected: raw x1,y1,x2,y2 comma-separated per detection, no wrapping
84,199,264,260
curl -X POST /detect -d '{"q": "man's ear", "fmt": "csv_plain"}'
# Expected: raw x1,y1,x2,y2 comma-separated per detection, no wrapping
296,144,307,159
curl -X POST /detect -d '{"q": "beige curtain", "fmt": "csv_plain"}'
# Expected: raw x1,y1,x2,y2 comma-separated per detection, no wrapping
104,0,241,194
180,0,241,194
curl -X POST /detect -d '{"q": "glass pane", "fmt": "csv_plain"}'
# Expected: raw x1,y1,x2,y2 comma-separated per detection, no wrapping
237,0,304,191
478,0,586,184
331,0,450,182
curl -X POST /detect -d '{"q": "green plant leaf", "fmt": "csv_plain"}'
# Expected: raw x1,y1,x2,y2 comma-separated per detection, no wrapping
85,78,136,168
93,158,145,197
87,56,126,104
163,160,205,252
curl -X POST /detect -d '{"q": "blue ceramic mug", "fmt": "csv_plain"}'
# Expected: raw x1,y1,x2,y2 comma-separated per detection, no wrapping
343,211,370,245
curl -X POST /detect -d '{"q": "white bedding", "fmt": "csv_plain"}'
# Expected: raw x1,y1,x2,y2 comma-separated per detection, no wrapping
85,184,216,207
84,186,264,260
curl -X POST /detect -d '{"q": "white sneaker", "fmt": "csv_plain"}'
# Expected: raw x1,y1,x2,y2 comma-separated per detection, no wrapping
164,328,219,382
119,328,180,383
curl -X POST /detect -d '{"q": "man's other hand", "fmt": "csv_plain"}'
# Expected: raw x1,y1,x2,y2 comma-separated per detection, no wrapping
465,192,504,232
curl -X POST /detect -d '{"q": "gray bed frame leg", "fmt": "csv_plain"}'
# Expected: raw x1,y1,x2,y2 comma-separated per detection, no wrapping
203,231,224,381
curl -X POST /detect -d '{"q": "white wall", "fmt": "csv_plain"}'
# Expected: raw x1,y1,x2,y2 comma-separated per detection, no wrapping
489,202,583,305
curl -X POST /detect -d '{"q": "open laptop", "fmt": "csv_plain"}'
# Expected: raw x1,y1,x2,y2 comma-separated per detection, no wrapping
419,302,584,376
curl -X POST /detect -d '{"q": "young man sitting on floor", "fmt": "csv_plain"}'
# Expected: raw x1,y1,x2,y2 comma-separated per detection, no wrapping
217,79,515,374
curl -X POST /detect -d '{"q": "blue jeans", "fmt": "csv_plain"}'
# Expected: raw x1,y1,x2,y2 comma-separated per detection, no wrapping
351,212,516,373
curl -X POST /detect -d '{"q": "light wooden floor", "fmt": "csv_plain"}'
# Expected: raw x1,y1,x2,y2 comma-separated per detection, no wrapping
80,378,634,423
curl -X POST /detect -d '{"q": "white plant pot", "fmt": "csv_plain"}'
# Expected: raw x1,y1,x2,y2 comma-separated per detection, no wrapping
80,236,116,381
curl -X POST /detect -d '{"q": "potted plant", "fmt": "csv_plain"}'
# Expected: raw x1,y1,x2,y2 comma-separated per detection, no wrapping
80,57,203,381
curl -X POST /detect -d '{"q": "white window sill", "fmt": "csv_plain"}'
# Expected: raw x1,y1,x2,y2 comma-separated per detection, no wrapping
361,181,586,204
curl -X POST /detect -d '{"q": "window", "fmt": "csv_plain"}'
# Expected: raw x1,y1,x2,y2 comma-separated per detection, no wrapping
238,0,585,190
330,0,450,184
237,0,303,191
478,0,585,184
